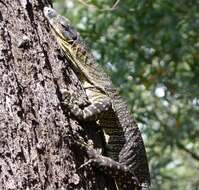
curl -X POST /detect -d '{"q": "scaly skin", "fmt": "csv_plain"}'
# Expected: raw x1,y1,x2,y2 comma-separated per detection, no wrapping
44,7,150,190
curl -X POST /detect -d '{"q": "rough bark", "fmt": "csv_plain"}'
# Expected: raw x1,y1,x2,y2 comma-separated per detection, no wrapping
0,0,116,189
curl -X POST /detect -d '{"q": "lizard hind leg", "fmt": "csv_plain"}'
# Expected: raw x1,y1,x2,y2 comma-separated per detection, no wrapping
77,144,140,190
82,157,140,190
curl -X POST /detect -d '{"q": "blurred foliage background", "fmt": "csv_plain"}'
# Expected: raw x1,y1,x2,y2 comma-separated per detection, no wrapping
53,0,199,189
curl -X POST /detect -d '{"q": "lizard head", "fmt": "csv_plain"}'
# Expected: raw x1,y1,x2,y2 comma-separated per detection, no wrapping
44,7,77,45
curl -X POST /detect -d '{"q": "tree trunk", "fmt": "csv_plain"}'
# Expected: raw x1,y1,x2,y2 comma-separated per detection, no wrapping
0,0,116,189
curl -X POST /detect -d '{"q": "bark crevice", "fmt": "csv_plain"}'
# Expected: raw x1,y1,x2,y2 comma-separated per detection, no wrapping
0,0,116,189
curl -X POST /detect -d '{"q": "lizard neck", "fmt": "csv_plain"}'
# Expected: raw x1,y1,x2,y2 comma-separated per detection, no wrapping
59,37,113,93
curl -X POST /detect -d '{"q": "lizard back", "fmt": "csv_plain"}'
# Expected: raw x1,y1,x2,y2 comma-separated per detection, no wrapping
68,38,150,187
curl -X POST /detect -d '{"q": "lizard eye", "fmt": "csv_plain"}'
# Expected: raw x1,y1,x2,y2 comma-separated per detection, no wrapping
59,17,70,30
61,23,69,30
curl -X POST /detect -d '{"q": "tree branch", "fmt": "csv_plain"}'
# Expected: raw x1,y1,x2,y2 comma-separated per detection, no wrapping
176,142,199,161
77,0,120,11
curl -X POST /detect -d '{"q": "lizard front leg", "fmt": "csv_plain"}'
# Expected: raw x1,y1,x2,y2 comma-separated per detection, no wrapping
63,87,112,121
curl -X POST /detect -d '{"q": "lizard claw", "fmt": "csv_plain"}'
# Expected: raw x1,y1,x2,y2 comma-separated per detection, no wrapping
77,159,94,170
60,89,72,104
132,176,140,186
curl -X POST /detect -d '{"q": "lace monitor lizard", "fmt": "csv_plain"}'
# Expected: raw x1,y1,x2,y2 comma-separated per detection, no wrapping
44,7,150,190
